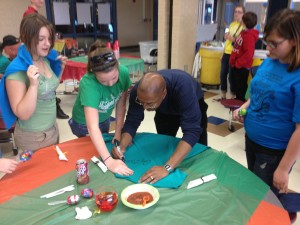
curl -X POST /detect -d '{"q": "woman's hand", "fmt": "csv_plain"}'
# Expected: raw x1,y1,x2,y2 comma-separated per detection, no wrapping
273,167,289,193
0,158,19,174
105,157,133,176
56,55,68,69
27,65,40,86
232,108,245,123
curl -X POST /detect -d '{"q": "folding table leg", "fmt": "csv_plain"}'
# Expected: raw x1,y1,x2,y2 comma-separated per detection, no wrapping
228,108,235,132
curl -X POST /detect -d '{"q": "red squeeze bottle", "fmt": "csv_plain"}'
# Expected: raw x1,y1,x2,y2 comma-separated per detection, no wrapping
106,42,111,49
113,40,120,60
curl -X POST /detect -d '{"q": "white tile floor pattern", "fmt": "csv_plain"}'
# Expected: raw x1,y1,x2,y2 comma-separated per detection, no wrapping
1,74,299,224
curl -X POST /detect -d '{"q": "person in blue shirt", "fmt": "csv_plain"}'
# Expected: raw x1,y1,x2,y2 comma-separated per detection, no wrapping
233,9,300,222
112,69,208,183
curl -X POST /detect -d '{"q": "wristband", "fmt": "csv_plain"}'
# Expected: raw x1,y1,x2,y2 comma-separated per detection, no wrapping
103,155,111,163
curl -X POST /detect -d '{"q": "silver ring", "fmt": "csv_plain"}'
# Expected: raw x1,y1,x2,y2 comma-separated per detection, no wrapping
150,176,154,180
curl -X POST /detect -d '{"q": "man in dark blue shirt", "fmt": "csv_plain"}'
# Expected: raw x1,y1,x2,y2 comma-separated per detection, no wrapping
113,69,208,183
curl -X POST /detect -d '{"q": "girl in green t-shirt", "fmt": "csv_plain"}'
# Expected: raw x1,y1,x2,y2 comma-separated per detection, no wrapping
69,41,133,176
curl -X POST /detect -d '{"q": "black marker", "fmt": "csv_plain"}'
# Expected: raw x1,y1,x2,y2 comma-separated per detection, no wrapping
114,139,125,162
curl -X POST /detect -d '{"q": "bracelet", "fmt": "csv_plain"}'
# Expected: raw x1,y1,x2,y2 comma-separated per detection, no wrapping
103,155,111,163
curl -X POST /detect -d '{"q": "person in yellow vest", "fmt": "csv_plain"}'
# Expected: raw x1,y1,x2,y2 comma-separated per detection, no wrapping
217,5,245,100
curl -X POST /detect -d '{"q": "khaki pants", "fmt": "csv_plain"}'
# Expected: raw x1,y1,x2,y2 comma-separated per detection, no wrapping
14,123,59,151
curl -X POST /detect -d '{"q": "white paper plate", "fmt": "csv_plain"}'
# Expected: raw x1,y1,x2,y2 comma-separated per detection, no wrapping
121,184,159,210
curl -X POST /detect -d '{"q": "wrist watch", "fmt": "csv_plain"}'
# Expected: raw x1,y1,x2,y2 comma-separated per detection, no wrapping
164,164,172,173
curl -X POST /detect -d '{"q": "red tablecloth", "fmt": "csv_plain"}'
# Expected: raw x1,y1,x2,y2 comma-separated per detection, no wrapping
61,55,144,82
61,60,87,81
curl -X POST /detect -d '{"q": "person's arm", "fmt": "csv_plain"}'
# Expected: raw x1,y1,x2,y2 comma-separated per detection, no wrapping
113,91,127,142
121,87,144,137
112,88,144,159
112,132,134,159
84,106,133,176
140,78,201,184
56,55,67,78
233,99,250,123
273,123,300,193
235,32,257,69
6,66,40,120
224,23,236,42
0,158,19,174
139,140,192,184
225,33,236,42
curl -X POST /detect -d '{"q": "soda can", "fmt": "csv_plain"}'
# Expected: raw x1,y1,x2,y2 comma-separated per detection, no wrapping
76,159,89,184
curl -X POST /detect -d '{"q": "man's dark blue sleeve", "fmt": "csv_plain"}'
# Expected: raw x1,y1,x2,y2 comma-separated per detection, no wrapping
122,86,145,138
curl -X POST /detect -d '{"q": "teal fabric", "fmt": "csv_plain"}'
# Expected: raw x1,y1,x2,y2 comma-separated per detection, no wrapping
103,133,209,188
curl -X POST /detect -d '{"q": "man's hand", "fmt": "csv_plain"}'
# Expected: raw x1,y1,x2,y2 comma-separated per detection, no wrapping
139,166,169,184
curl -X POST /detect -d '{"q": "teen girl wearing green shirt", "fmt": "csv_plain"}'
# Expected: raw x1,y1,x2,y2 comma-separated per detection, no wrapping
69,41,133,176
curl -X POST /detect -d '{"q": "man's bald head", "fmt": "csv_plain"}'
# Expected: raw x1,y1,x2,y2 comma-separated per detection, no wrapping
138,72,166,97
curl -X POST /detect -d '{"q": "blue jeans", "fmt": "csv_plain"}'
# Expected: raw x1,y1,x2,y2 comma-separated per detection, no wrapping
245,135,284,190
68,118,110,137
245,135,300,213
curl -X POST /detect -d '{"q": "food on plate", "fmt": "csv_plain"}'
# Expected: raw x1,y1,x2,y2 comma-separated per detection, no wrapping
127,192,153,207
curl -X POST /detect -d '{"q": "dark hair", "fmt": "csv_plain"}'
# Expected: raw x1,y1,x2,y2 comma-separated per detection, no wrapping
20,14,55,56
264,9,300,71
242,12,257,29
87,40,118,73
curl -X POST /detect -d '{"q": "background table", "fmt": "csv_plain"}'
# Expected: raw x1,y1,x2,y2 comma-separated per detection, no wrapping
61,56,145,82
0,133,290,225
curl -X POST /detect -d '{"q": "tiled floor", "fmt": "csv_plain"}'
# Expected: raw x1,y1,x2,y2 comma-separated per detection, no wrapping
1,52,299,223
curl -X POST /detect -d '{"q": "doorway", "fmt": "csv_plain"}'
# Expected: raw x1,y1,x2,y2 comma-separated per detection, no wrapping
116,0,155,47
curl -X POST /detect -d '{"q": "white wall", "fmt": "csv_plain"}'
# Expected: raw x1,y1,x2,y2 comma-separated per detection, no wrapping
0,1,46,41
117,0,153,47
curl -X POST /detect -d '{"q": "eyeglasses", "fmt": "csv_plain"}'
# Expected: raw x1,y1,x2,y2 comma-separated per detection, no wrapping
262,39,286,49
90,52,116,65
135,96,158,109
234,10,243,14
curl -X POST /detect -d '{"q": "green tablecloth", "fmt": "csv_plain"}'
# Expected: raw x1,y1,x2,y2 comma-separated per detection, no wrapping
0,133,269,225
70,56,144,75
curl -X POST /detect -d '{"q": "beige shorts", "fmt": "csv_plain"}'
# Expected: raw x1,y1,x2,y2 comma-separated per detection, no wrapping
14,123,59,152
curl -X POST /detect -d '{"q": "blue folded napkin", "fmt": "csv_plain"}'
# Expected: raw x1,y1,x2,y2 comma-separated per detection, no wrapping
103,133,208,189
